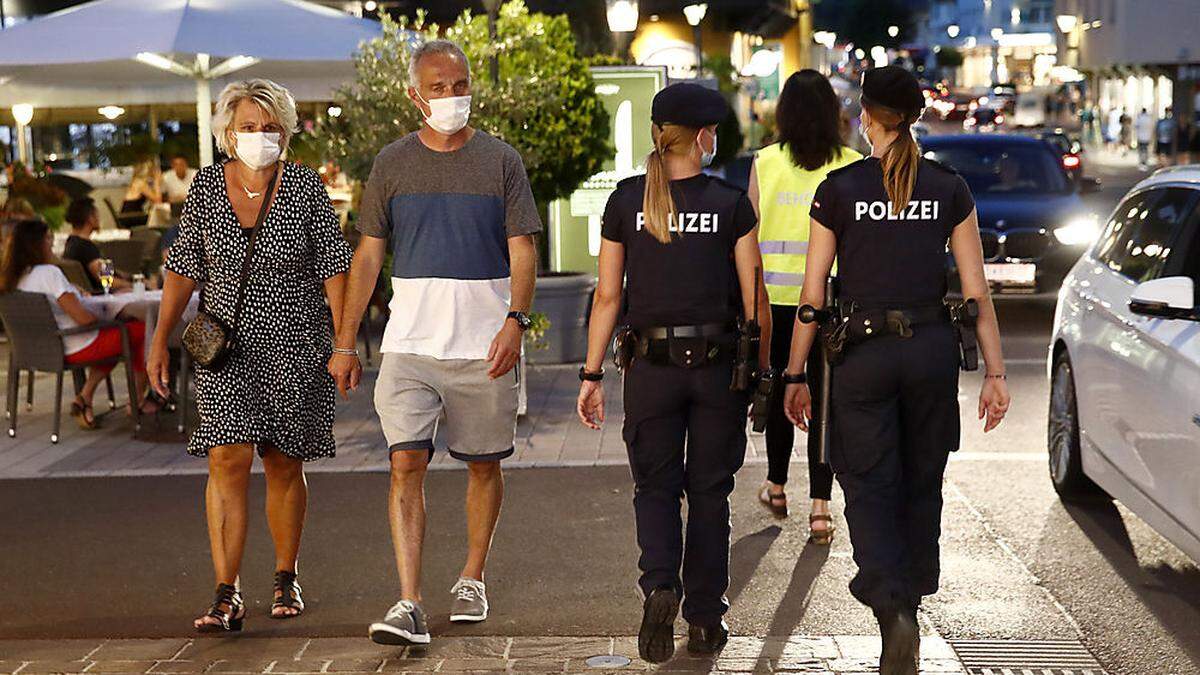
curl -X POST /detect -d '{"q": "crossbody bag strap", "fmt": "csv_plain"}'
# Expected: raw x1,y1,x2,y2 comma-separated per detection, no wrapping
230,163,280,331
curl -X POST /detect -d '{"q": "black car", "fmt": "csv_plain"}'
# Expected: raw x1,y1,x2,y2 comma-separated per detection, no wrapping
922,134,1100,294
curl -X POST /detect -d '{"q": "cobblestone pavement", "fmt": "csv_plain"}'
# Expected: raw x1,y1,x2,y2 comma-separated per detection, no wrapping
0,635,966,674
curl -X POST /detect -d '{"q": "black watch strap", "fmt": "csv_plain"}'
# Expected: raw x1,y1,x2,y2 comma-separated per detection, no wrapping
507,311,531,330
579,366,604,382
782,371,807,384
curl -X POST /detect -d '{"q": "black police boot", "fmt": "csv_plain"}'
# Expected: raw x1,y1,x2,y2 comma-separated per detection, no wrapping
686,619,730,655
876,607,919,675
638,587,679,664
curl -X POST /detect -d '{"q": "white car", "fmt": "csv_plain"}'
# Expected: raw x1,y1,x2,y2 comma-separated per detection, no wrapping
1048,165,1200,563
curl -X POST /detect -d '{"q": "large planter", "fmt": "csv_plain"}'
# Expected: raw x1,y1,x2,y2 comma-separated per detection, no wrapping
527,272,596,364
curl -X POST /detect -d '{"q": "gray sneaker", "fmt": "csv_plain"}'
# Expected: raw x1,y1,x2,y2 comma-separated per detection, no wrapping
449,578,488,623
369,600,431,645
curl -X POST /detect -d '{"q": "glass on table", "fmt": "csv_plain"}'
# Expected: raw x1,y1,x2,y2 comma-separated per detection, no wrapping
98,258,115,295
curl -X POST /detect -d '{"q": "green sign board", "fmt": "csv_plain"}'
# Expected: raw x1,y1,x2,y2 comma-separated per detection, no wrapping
549,65,668,273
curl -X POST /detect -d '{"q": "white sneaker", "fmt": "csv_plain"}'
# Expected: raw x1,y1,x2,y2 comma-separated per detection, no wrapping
449,578,488,623
369,599,431,645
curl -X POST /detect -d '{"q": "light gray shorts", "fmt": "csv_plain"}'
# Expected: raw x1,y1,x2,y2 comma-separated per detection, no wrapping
374,352,518,462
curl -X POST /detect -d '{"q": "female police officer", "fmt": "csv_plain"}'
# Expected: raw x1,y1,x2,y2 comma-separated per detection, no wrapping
782,66,1010,675
577,82,769,664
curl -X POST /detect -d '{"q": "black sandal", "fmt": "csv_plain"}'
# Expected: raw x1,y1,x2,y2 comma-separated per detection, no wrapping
195,583,244,633
271,570,304,619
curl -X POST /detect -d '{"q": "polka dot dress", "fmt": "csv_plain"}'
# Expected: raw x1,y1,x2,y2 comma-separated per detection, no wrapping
166,161,353,461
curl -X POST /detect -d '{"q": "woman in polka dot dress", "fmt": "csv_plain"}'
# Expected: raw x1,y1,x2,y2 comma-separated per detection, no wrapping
147,79,353,633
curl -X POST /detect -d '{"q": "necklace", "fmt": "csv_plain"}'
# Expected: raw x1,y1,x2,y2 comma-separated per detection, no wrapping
242,183,262,200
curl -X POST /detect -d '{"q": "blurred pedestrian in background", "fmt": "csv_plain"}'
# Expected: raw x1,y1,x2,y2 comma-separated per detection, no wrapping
1156,108,1178,167
748,69,860,541
1136,108,1154,170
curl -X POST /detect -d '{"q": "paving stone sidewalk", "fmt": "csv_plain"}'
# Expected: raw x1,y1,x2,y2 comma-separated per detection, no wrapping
0,635,967,674
0,360,777,480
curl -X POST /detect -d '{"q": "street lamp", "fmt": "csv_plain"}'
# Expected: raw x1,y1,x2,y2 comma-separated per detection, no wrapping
683,4,707,78
11,103,32,165
887,25,899,38
946,24,959,39
1055,14,1078,33
606,0,638,59
1055,14,1079,68
606,0,638,33
97,105,125,120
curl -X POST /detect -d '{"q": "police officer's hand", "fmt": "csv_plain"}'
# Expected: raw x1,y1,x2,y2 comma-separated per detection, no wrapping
783,383,812,431
487,321,522,379
979,376,1011,432
328,352,362,400
577,380,605,429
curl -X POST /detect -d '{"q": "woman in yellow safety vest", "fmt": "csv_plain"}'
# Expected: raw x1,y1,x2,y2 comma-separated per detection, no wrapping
749,69,860,542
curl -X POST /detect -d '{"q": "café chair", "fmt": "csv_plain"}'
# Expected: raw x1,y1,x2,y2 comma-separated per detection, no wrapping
0,291,140,444
55,258,94,291
97,239,148,277
103,197,149,229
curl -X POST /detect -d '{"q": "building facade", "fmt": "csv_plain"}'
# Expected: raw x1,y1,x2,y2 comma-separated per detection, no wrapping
1056,0,1199,122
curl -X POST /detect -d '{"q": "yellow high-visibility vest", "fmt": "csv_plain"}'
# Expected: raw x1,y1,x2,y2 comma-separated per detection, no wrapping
755,143,861,305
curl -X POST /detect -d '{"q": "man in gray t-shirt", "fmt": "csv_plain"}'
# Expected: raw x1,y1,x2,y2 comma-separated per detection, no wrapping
329,39,540,646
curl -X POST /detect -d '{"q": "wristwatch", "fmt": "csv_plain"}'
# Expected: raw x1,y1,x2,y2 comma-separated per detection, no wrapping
579,366,604,382
507,311,532,331
782,371,807,385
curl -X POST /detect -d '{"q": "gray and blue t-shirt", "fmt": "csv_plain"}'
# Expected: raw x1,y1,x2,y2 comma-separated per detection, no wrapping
357,130,541,359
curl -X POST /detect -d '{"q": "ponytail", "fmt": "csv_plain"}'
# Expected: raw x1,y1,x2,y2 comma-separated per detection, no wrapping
642,123,699,245
863,102,921,212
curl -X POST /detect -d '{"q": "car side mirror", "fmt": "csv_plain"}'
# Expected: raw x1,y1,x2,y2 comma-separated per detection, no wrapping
1078,177,1101,194
1129,276,1198,320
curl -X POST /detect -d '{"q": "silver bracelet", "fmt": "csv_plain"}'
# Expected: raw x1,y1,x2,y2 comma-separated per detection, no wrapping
332,347,358,356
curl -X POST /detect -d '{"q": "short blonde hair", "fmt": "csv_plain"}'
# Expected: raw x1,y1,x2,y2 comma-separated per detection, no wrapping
212,79,299,158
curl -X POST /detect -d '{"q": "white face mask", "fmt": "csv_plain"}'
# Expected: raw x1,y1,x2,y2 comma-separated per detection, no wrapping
416,91,472,136
698,129,717,167
235,132,282,170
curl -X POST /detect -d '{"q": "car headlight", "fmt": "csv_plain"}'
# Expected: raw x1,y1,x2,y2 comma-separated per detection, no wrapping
1054,215,1100,246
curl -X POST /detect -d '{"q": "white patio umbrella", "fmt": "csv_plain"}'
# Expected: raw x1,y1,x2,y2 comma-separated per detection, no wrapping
0,0,380,166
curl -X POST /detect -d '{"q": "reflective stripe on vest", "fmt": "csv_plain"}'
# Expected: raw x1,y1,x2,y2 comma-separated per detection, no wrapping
763,270,805,287
759,240,809,256
755,143,861,305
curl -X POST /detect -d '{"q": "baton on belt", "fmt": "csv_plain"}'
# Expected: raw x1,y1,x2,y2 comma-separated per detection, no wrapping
797,277,836,465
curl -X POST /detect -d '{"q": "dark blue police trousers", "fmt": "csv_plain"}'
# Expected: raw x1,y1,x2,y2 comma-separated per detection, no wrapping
827,322,961,613
621,354,749,626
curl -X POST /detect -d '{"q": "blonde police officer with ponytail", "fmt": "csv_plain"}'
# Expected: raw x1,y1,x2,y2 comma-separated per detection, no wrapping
782,66,1011,675
577,83,769,665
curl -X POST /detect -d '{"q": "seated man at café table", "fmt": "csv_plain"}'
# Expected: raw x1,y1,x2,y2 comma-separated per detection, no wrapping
163,154,196,218
62,196,130,293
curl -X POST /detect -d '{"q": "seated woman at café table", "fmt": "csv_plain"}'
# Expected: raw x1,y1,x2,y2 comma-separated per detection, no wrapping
122,159,164,213
62,196,131,293
0,219,159,429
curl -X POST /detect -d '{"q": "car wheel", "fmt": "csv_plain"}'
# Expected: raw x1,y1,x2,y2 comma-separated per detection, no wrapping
1048,352,1105,500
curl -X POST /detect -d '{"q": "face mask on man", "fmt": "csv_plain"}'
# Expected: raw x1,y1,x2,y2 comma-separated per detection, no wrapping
415,90,472,135
235,132,282,170
698,129,717,167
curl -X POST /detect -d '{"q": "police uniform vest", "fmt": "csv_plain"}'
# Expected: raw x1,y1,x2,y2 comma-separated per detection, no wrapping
810,157,975,307
756,144,860,305
600,173,757,330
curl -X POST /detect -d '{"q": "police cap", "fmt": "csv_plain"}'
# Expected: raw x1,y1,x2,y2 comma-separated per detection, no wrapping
860,65,925,115
651,83,729,127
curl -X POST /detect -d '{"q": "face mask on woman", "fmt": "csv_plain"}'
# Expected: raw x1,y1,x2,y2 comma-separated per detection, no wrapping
415,91,472,136
235,132,282,170
698,129,717,167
